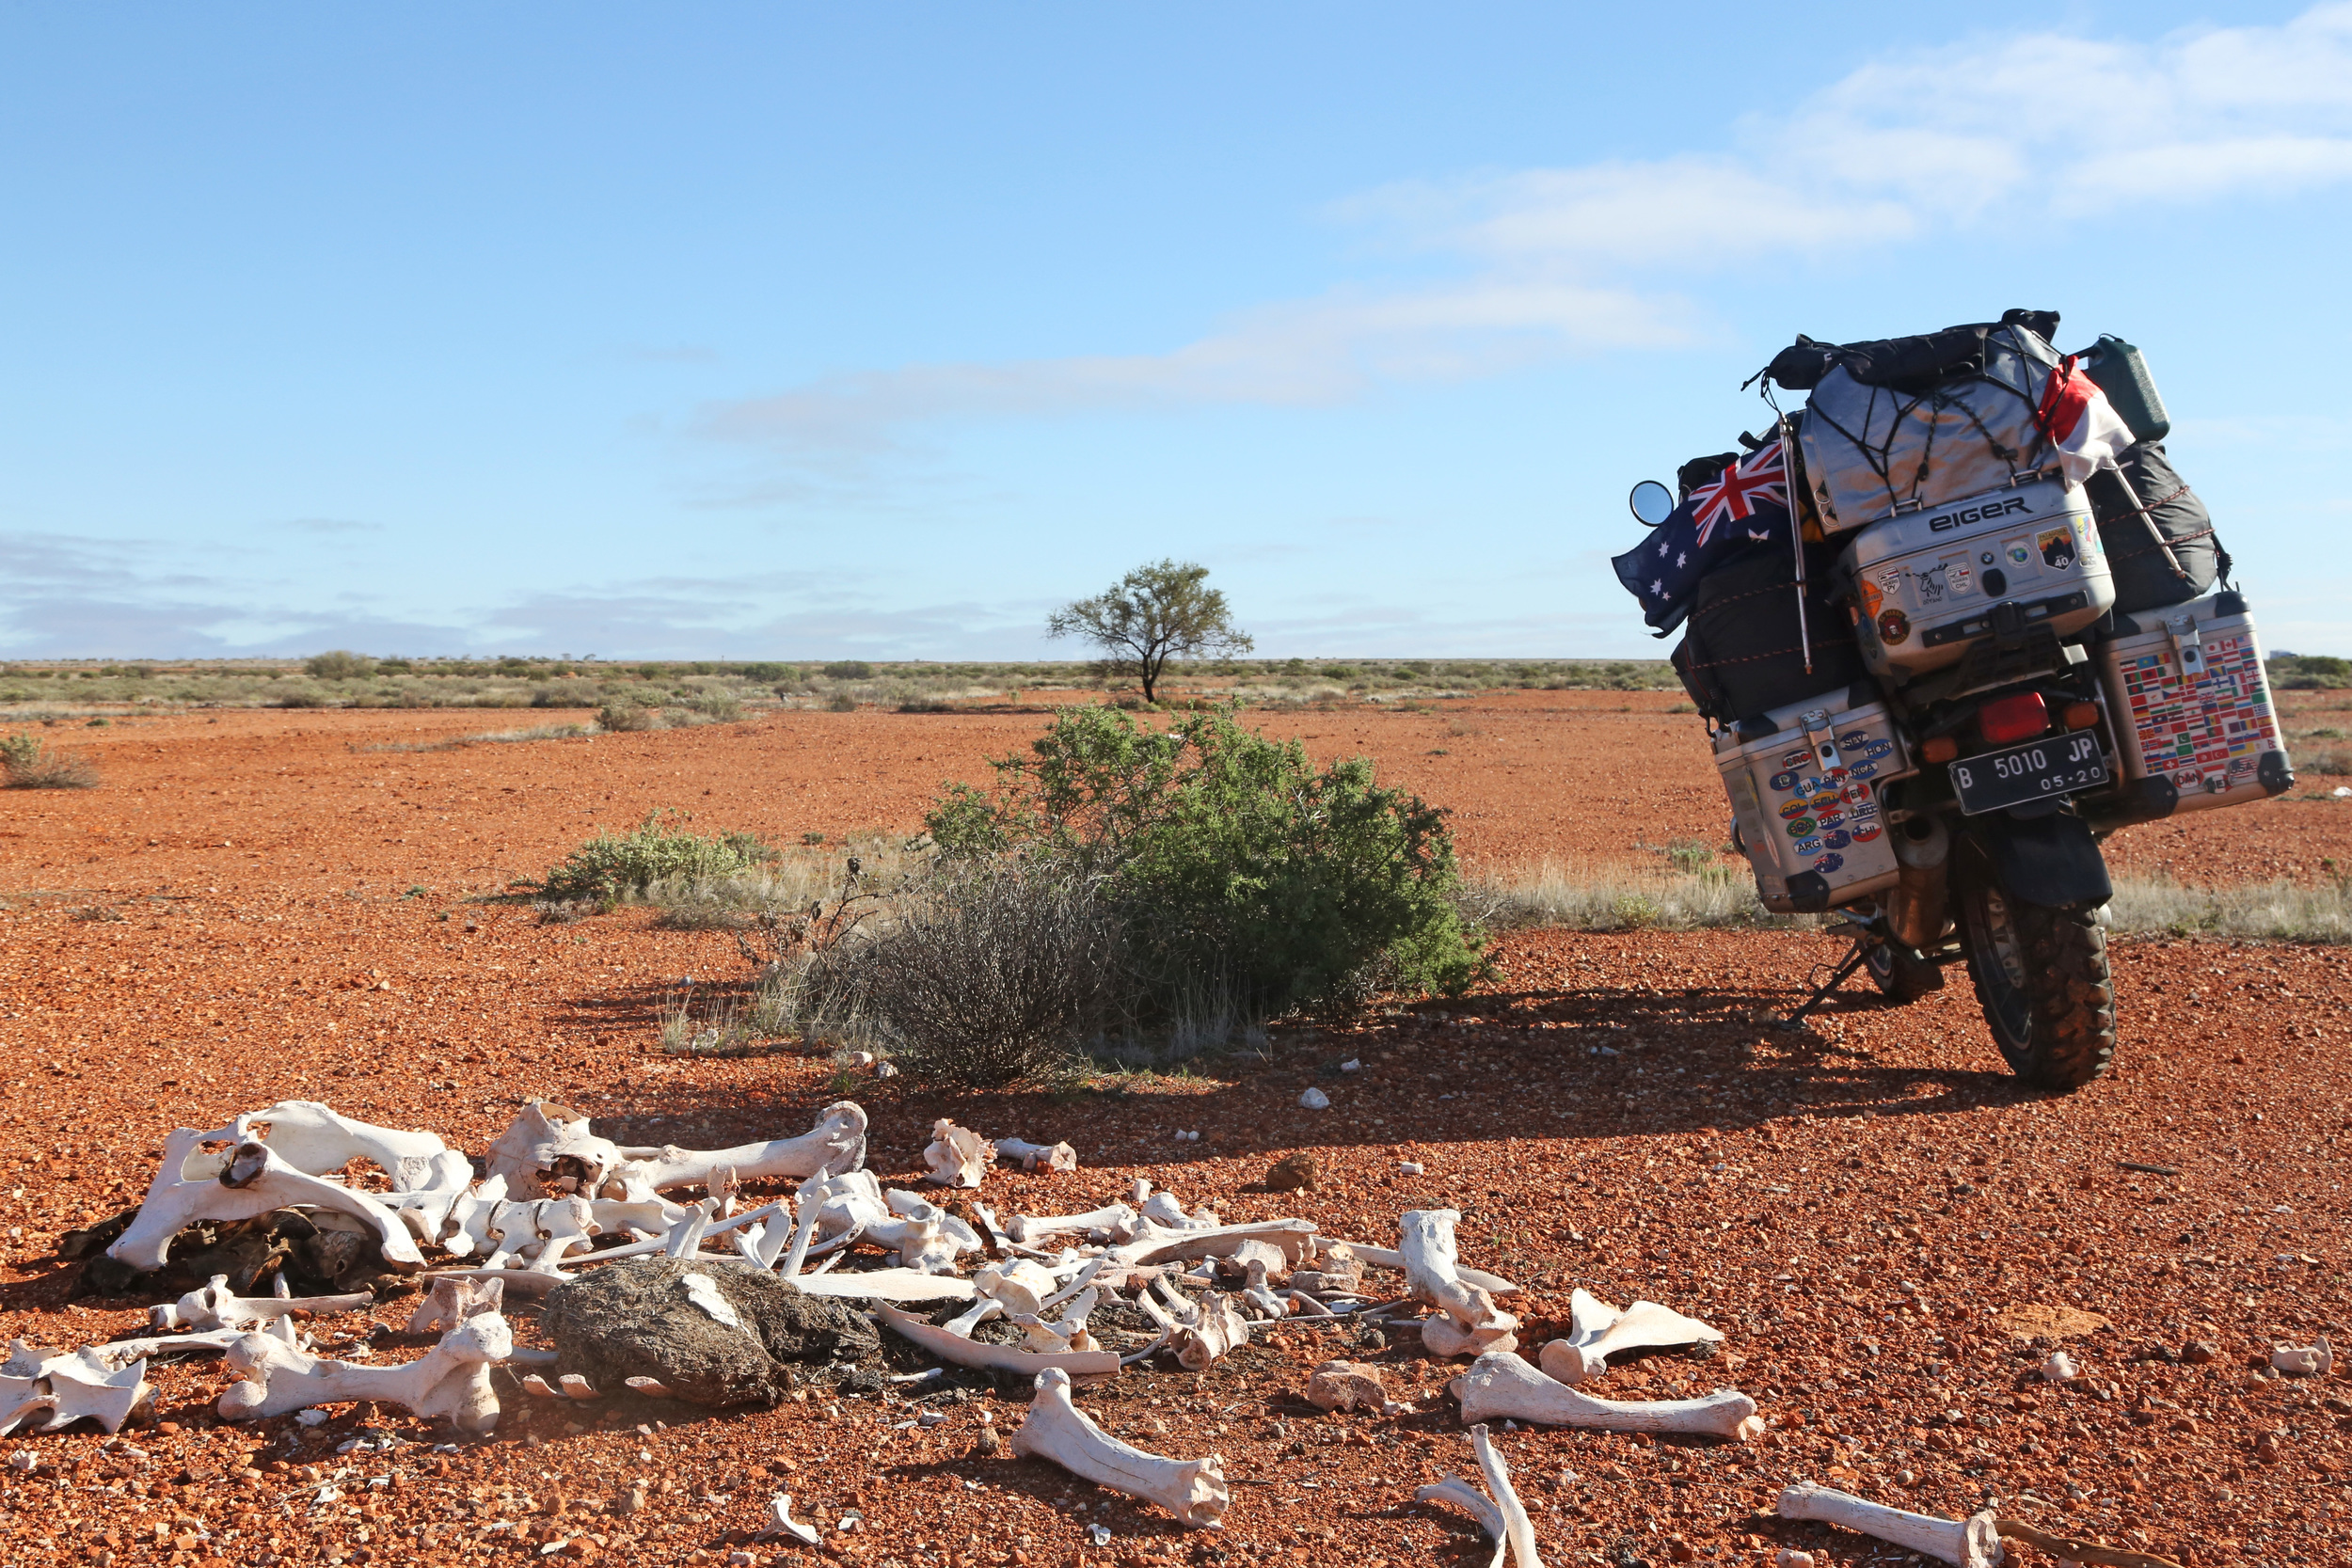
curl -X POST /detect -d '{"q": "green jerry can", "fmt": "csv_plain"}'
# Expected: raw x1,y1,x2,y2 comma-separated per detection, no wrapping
2081,334,2170,444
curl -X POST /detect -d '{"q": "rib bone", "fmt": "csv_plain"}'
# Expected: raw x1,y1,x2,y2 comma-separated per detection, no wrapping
1008,1203,1138,1247
1472,1423,1546,1568
1399,1210,1519,1358
216,1310,512,1435
1111,1218,1317,1268
1450,1352,1762,1440
1535,1291,1724,1384
922,1120,994,1188
108,1131,425,1275
1009,1367,1229,1528
874,1303,1118,1377
1775,1482,2002,1568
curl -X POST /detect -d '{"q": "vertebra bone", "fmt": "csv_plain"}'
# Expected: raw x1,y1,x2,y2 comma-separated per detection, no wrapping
1399,1210,1519,1358
922,1119,994,1188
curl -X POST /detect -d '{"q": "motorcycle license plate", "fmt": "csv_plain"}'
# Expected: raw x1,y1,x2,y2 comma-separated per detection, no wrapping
1948,731,2109,816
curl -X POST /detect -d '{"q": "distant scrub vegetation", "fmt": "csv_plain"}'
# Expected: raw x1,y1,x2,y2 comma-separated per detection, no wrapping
0,655,1683,720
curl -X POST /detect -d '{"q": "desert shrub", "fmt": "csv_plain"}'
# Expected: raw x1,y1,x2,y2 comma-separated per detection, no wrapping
925,702,1482,1021
826,694,856,713
2,732,98,789
533,812,774,905
795,863,1123,1089
822,660,873,680
273,688,335,708
2274,654,2351,690
690,692,744,721
304,650,375,680
596,703,660,733
740,662,795,683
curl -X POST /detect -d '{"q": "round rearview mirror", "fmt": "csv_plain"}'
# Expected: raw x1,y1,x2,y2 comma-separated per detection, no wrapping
1629,480,1677,528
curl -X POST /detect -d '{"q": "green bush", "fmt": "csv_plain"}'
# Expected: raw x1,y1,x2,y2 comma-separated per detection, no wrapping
596,703,660,733
2274,654,2352,690
924,703,1482,1021
741,662,796,683
2,732,98,789
304,650,374,680
533,812,774,905
691,692,744,721
822,660,873,680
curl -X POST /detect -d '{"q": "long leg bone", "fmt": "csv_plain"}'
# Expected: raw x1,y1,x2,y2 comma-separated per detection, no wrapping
1399,1211,1519,1358
1007,1203,1139,1247
1472,1423,1546,1568
108,1131,426,1275
1536,1291,1725,1385
922,1120,994,1188
612,1101,870,1193
1775,1482,2002,1568
1111,1218,1318,1269
874,1303,1119,1377
996,1137,1078,1173
151,1275,374,1333
217,1311,513,1434
1450,1352,1763,1440
1009,1367,1230,1528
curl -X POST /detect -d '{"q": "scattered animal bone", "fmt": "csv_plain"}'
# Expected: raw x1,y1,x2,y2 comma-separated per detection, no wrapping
1776,1553,1815,1568
613,1101,871,1194
923,1120,995,1188
1224,1241,1291,1320
1125,1178,1152,1207
2273,1337,2334,1377
874,1303,1119,1378
1340,1240,1518,1294
1416,1470,1506,1557
1775,1482,2001,1568
996,1137,1078,1174
151,1275,373,1333
1137,1190,1217,1230
1009,1367,1230,1528
756,1494,823,1545
679,1273,741,1328
1471,1424,1545,1568
217,1310,512,1434
0,1344,151,1436
221,1100,470,1191
1294,1242,1365,1298
109,1129,426,1275
1009,1203,1139,1247
1012,1288,1103,1354
485,1101,625,1198
1112,1218,1317,1269
1307,1359,1390,1413
943,1298,1007,1338
1399,1210,1520,1358
2039,1350,2081,1383
878,1190,981,1274
974,1259,1062,1318
1152,1279,1250,1372
1450,1353,1763,1441
1993,1517,2186,1568
1534,1290,1724,1384
52,1332,245,1372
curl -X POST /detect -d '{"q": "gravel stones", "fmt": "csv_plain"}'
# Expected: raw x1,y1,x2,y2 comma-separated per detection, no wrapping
544,1258,879,1406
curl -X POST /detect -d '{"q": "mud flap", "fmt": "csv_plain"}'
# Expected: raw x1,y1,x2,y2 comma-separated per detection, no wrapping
1965,810,2112,910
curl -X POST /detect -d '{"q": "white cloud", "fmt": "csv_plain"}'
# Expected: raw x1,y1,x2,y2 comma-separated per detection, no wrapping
705,5,2352,467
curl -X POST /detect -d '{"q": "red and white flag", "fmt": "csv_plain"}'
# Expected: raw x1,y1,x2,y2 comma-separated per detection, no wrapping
2035,356,2135,483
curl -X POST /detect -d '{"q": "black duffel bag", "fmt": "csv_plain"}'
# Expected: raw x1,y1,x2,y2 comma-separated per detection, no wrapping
1675,543,1868,723
2083,441,2224,613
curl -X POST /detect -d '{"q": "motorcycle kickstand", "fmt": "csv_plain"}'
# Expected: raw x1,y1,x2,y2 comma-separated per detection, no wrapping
1778,938,1871,1030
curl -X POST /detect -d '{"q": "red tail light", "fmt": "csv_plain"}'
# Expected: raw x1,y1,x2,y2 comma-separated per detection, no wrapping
1979,692,2050,745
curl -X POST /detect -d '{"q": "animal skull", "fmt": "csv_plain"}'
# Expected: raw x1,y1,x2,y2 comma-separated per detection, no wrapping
1009,1367,1229,1528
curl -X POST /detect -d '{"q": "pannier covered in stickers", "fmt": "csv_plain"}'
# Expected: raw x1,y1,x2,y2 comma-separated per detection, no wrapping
2093,590,2292,818
1836,475,2114,686
1714,682,1915,914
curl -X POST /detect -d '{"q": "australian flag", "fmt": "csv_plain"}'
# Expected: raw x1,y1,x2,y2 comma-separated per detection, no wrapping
1612,437,1794,634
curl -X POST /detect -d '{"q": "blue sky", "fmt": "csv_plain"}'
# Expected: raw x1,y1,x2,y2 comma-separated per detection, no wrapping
4,2,2347,659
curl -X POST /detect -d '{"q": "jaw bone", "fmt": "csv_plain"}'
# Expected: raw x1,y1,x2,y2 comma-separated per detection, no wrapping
217,1310,513,1435
1009,1367,1230,1528
107,1131,426,1275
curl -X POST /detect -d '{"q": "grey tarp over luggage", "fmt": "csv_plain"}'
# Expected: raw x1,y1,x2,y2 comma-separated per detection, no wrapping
1776,313,2073,532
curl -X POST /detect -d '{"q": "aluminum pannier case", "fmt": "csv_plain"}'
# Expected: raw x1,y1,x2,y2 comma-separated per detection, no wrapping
1838,474,2114,685
1716,682,1917,913
2095,590,2293,816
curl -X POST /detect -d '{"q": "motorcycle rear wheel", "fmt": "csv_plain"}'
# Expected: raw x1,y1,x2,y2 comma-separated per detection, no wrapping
1953,840,2116,1089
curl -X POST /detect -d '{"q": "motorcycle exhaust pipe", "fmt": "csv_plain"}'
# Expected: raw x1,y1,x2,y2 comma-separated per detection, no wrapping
1885,815,1950,949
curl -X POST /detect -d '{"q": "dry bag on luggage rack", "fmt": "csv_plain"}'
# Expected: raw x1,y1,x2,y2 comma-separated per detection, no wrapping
1675,541,1868,724
2084,441,2224,613
1766,310,2132,533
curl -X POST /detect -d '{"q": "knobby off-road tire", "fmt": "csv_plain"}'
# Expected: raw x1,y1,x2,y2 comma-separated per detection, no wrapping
1863,938,1944,1005
1953,842,2116,1089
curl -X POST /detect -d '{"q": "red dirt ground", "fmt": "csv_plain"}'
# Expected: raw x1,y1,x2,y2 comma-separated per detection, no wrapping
2,699,2348,1567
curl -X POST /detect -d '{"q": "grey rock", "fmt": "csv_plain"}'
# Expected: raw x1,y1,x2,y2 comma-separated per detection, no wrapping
544,1258,880,1407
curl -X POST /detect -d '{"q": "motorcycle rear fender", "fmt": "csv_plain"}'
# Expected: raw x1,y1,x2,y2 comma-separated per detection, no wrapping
1962,809,2112,910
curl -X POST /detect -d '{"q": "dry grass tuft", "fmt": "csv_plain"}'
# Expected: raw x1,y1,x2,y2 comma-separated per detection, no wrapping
2,732,99,789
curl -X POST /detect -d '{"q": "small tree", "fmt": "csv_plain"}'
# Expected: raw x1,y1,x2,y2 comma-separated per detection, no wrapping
304,650,374,680
1046,560,1252,704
